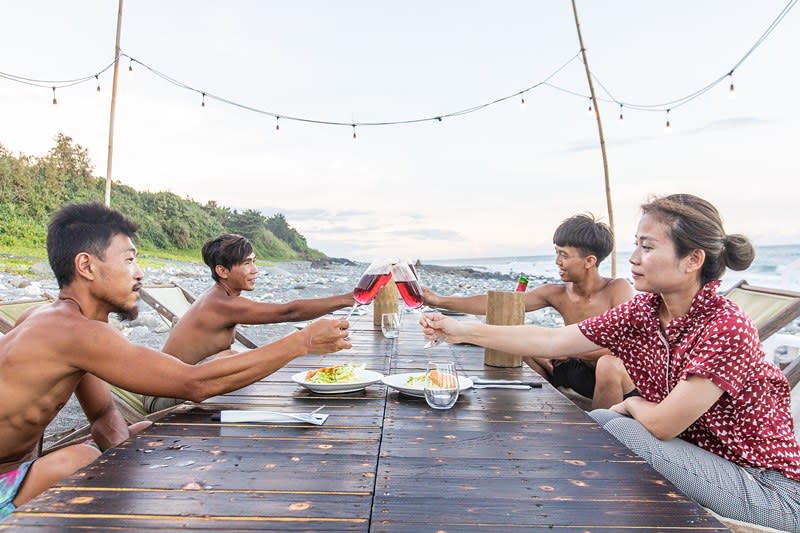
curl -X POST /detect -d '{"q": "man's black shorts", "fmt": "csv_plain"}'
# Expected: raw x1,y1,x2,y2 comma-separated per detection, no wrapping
550,359,595,399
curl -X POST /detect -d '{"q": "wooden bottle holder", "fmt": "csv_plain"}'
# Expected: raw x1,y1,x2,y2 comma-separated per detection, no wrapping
484,290,524,367
373,278,399,326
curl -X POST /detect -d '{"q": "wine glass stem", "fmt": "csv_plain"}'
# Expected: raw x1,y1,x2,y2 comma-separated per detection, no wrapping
345,303,360,321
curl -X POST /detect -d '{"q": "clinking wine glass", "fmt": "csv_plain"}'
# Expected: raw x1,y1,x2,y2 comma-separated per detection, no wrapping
392,262,441,348
347,259,394,321
391,262,424,311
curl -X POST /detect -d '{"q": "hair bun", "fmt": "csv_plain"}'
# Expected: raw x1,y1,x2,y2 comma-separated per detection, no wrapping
722,234,755,271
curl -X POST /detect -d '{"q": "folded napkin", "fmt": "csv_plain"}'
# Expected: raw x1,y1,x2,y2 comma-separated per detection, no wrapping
218,410,329,425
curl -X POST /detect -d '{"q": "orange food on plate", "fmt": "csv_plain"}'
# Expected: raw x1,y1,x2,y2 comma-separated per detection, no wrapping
306,366,339,380
429,369,457,388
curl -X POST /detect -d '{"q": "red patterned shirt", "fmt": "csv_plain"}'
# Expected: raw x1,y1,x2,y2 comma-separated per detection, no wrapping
578,280,800,480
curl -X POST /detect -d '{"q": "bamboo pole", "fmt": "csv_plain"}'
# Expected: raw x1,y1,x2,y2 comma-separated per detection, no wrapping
104,0,124,207
570,0,616,277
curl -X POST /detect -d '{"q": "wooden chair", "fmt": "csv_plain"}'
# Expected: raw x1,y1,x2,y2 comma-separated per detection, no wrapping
0,295,55,333
139,282,258,349
725,280,800,388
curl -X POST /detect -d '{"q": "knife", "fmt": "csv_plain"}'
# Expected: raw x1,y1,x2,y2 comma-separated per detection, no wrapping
469,376,543,388
472,384,532,390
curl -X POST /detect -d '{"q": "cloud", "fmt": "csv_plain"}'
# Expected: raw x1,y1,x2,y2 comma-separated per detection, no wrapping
684,116,770,135
387,228,463,240
566,116,769,152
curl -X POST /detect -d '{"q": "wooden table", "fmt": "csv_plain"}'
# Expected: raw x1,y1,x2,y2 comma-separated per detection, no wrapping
3,313,729,531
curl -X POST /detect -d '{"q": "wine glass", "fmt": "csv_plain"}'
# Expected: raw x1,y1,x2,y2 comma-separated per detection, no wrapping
346,259,393,320
392,262,423,311
424,361,460,409
381,312,400,339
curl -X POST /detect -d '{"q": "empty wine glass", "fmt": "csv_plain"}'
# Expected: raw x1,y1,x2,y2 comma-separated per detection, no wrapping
424,361,460,409
346,259,393,320
381,312,400,339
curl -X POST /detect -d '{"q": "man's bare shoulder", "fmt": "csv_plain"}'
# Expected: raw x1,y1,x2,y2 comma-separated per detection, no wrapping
603,277,635,304
183,286,255,323
530,282,567,296
14,304,123,351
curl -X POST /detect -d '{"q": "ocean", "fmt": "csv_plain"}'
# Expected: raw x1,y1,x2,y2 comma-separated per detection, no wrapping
427,244,800,292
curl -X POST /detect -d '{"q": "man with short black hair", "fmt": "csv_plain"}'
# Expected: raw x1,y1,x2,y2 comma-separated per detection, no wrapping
141,233,355,412
423,214,634,408
0,203,350,519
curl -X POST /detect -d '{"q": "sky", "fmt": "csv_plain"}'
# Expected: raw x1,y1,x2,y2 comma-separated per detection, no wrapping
1,1,798,265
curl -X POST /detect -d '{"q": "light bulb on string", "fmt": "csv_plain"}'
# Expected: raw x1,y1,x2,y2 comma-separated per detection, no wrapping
664,109,672,133
587,98,593,116
618,103,624,124
128,59,134,73
95,75,101,93
51,86,57,105
352,124,357,142
520,94,526,109
201,92,206,107
274,116,280,135
728,72,736,99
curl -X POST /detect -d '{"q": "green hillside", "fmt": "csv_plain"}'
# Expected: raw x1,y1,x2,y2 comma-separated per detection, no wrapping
0,134,325,263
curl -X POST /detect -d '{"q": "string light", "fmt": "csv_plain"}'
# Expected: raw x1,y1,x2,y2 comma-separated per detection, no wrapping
665,109,672,133
352,124,357,142
0,0,794,137
618,103,624,123
274,116,280,134
201,91,206,107
520,94,526,108
587,97,593,116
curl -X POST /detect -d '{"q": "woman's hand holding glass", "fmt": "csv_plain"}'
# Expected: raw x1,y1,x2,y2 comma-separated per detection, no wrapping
420,313,465,348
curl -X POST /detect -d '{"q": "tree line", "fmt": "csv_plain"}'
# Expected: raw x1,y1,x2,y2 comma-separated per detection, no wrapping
0,134,324,261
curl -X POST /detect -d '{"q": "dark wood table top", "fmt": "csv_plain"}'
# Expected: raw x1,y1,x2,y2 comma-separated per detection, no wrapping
3,312,729,532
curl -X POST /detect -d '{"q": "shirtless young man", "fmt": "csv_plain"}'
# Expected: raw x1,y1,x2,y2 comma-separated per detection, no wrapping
141,233,355,412
423,214,634,408
0,203,350,520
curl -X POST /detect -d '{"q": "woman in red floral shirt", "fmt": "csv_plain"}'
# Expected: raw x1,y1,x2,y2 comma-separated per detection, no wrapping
422,194,800,530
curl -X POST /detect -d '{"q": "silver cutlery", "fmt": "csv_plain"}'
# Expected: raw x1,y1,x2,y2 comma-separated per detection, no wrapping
468,376,543,388
472,383,532,390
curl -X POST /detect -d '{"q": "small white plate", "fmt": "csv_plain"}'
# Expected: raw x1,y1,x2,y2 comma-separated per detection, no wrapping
382,372,473,398
291,369,384,394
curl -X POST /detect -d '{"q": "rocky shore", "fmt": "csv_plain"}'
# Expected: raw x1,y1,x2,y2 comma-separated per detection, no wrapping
0,258,563,443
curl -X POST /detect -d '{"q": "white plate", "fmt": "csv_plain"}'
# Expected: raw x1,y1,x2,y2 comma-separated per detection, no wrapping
382,372,473,398
291,369,384,394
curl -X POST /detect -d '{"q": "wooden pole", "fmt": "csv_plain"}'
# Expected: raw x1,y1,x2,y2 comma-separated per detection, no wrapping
104,0,124,207
570,0,616,277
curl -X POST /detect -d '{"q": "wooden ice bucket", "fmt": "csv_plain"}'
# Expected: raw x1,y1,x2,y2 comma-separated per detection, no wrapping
484,290,524,367
373,278,399,326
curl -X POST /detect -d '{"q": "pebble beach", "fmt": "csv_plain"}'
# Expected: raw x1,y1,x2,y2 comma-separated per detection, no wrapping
1,257,559,444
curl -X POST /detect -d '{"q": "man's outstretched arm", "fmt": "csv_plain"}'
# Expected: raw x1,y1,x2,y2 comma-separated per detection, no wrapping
423,285,553,315
227,292,354,325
